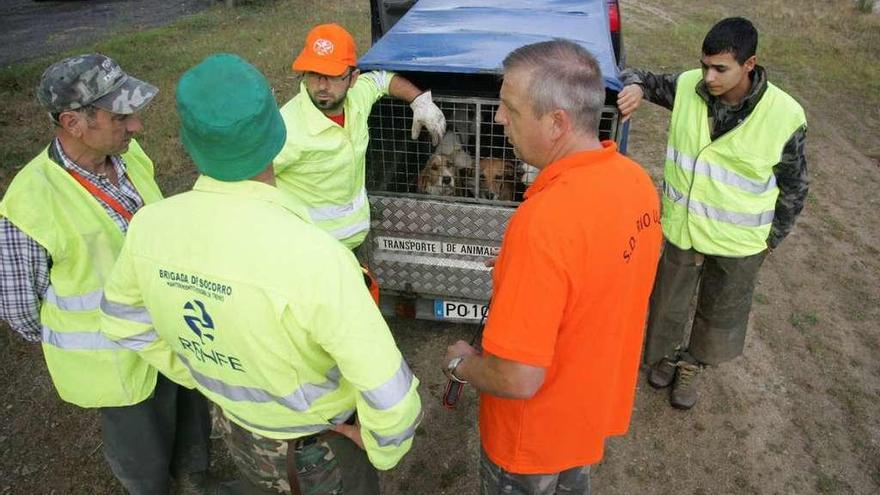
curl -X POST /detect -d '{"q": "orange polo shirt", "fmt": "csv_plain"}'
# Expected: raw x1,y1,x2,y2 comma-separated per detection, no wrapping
479,141,662,474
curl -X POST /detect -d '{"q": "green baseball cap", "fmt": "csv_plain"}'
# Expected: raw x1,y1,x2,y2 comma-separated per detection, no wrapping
176,54,286,182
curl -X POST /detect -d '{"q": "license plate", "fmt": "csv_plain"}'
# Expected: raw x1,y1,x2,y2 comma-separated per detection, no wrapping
434,299,489,321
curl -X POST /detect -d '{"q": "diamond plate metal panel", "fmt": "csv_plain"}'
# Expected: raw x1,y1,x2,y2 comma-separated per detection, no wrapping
371,256,493,300
360,195,512,300
371,195,512,241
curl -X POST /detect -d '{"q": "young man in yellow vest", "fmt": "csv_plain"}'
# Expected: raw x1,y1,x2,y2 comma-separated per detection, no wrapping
99,53,422,495
617,17,809,409
0,55,214,493
274,23,446,250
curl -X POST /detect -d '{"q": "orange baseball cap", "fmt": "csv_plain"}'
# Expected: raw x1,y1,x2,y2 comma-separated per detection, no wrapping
292,24,357,77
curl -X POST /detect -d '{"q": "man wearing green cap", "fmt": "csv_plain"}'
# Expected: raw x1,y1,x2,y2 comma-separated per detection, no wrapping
99,53,422,495
0,54,213,493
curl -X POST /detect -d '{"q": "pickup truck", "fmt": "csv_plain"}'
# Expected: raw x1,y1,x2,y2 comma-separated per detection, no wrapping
359,0,628,323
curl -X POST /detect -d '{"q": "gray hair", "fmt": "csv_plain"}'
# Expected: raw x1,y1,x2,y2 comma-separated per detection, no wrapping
50,105,98,127
502,40,605,135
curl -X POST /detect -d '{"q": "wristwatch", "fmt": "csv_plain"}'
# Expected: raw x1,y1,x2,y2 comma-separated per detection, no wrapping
446,356,468,384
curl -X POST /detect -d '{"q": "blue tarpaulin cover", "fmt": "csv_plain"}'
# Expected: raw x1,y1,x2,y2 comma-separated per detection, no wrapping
359,0,621,90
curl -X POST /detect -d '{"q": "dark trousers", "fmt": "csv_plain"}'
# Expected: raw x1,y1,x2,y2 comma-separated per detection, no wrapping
479,450,591,495
644,241,767,366
100,373,211,494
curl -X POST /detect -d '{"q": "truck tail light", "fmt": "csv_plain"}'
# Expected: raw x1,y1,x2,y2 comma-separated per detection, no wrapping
607,0,621,33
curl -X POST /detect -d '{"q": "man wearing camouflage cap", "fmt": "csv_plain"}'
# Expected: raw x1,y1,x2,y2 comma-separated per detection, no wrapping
0,54,215,494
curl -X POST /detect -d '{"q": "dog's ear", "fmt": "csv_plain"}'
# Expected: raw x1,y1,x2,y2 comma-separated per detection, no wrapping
417,169,429,192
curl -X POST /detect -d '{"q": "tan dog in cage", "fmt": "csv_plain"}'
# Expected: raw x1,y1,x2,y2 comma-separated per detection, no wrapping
478,158,516,201
417,154,457,196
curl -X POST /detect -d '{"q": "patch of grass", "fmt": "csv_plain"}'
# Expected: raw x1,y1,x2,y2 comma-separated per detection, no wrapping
826,386,877,436
789,311,820,330
0,0,371,195
815,472,853,494
753,292,769,305
819,212,857,243
855,0,876,14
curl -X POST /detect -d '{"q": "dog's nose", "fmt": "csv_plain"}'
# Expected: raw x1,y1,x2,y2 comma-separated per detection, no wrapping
442,176,453,185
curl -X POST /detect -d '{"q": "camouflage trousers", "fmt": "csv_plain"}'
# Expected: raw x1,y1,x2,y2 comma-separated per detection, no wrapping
480,450,591,495
218,413,379,495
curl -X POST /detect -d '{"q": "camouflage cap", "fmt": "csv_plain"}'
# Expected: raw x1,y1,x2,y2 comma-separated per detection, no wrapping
36,53,158,114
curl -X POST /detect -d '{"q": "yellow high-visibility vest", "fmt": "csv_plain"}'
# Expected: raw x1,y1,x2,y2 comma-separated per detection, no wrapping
274,73,391,249
0,139,163,407
662,69,806,256
100,176,421,470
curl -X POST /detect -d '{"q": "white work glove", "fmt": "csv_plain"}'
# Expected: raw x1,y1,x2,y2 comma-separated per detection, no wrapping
410,91,446,146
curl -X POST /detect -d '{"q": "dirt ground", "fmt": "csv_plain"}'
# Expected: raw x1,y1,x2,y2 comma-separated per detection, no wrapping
1,0,879,494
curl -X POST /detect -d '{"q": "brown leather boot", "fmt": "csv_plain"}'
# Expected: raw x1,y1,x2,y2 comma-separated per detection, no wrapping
670,361,703,410
647,358,678,389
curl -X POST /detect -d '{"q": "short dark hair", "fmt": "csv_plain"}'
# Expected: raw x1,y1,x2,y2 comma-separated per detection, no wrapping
501,40,605,135
702,17,758,64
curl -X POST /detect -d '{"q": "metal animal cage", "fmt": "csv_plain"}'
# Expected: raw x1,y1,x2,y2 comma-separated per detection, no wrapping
362,94,622,321
366,94,621,203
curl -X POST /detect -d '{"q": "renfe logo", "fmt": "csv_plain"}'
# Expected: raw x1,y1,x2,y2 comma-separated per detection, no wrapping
183,300,214,344
178,300,246,373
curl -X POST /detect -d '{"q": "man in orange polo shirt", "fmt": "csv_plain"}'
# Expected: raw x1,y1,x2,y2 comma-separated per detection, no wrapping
443,40,662,494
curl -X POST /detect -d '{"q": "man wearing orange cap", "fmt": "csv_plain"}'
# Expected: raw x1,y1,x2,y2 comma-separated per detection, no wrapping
275,23,446,250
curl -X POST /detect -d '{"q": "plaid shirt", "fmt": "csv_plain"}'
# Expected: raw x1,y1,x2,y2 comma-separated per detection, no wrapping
0,138,144,341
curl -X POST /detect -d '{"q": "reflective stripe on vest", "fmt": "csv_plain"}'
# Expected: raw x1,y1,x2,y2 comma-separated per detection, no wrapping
44,286,103,311
664,182,775,227
179,355,341,411
308,188,368,222
227,408,355,436
99,298,158,350
41,326,119,350
115,329,160,351
330,220,371,241
361,360,415,410
100,297,153,325
666,146,777,194
371,411,421,447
